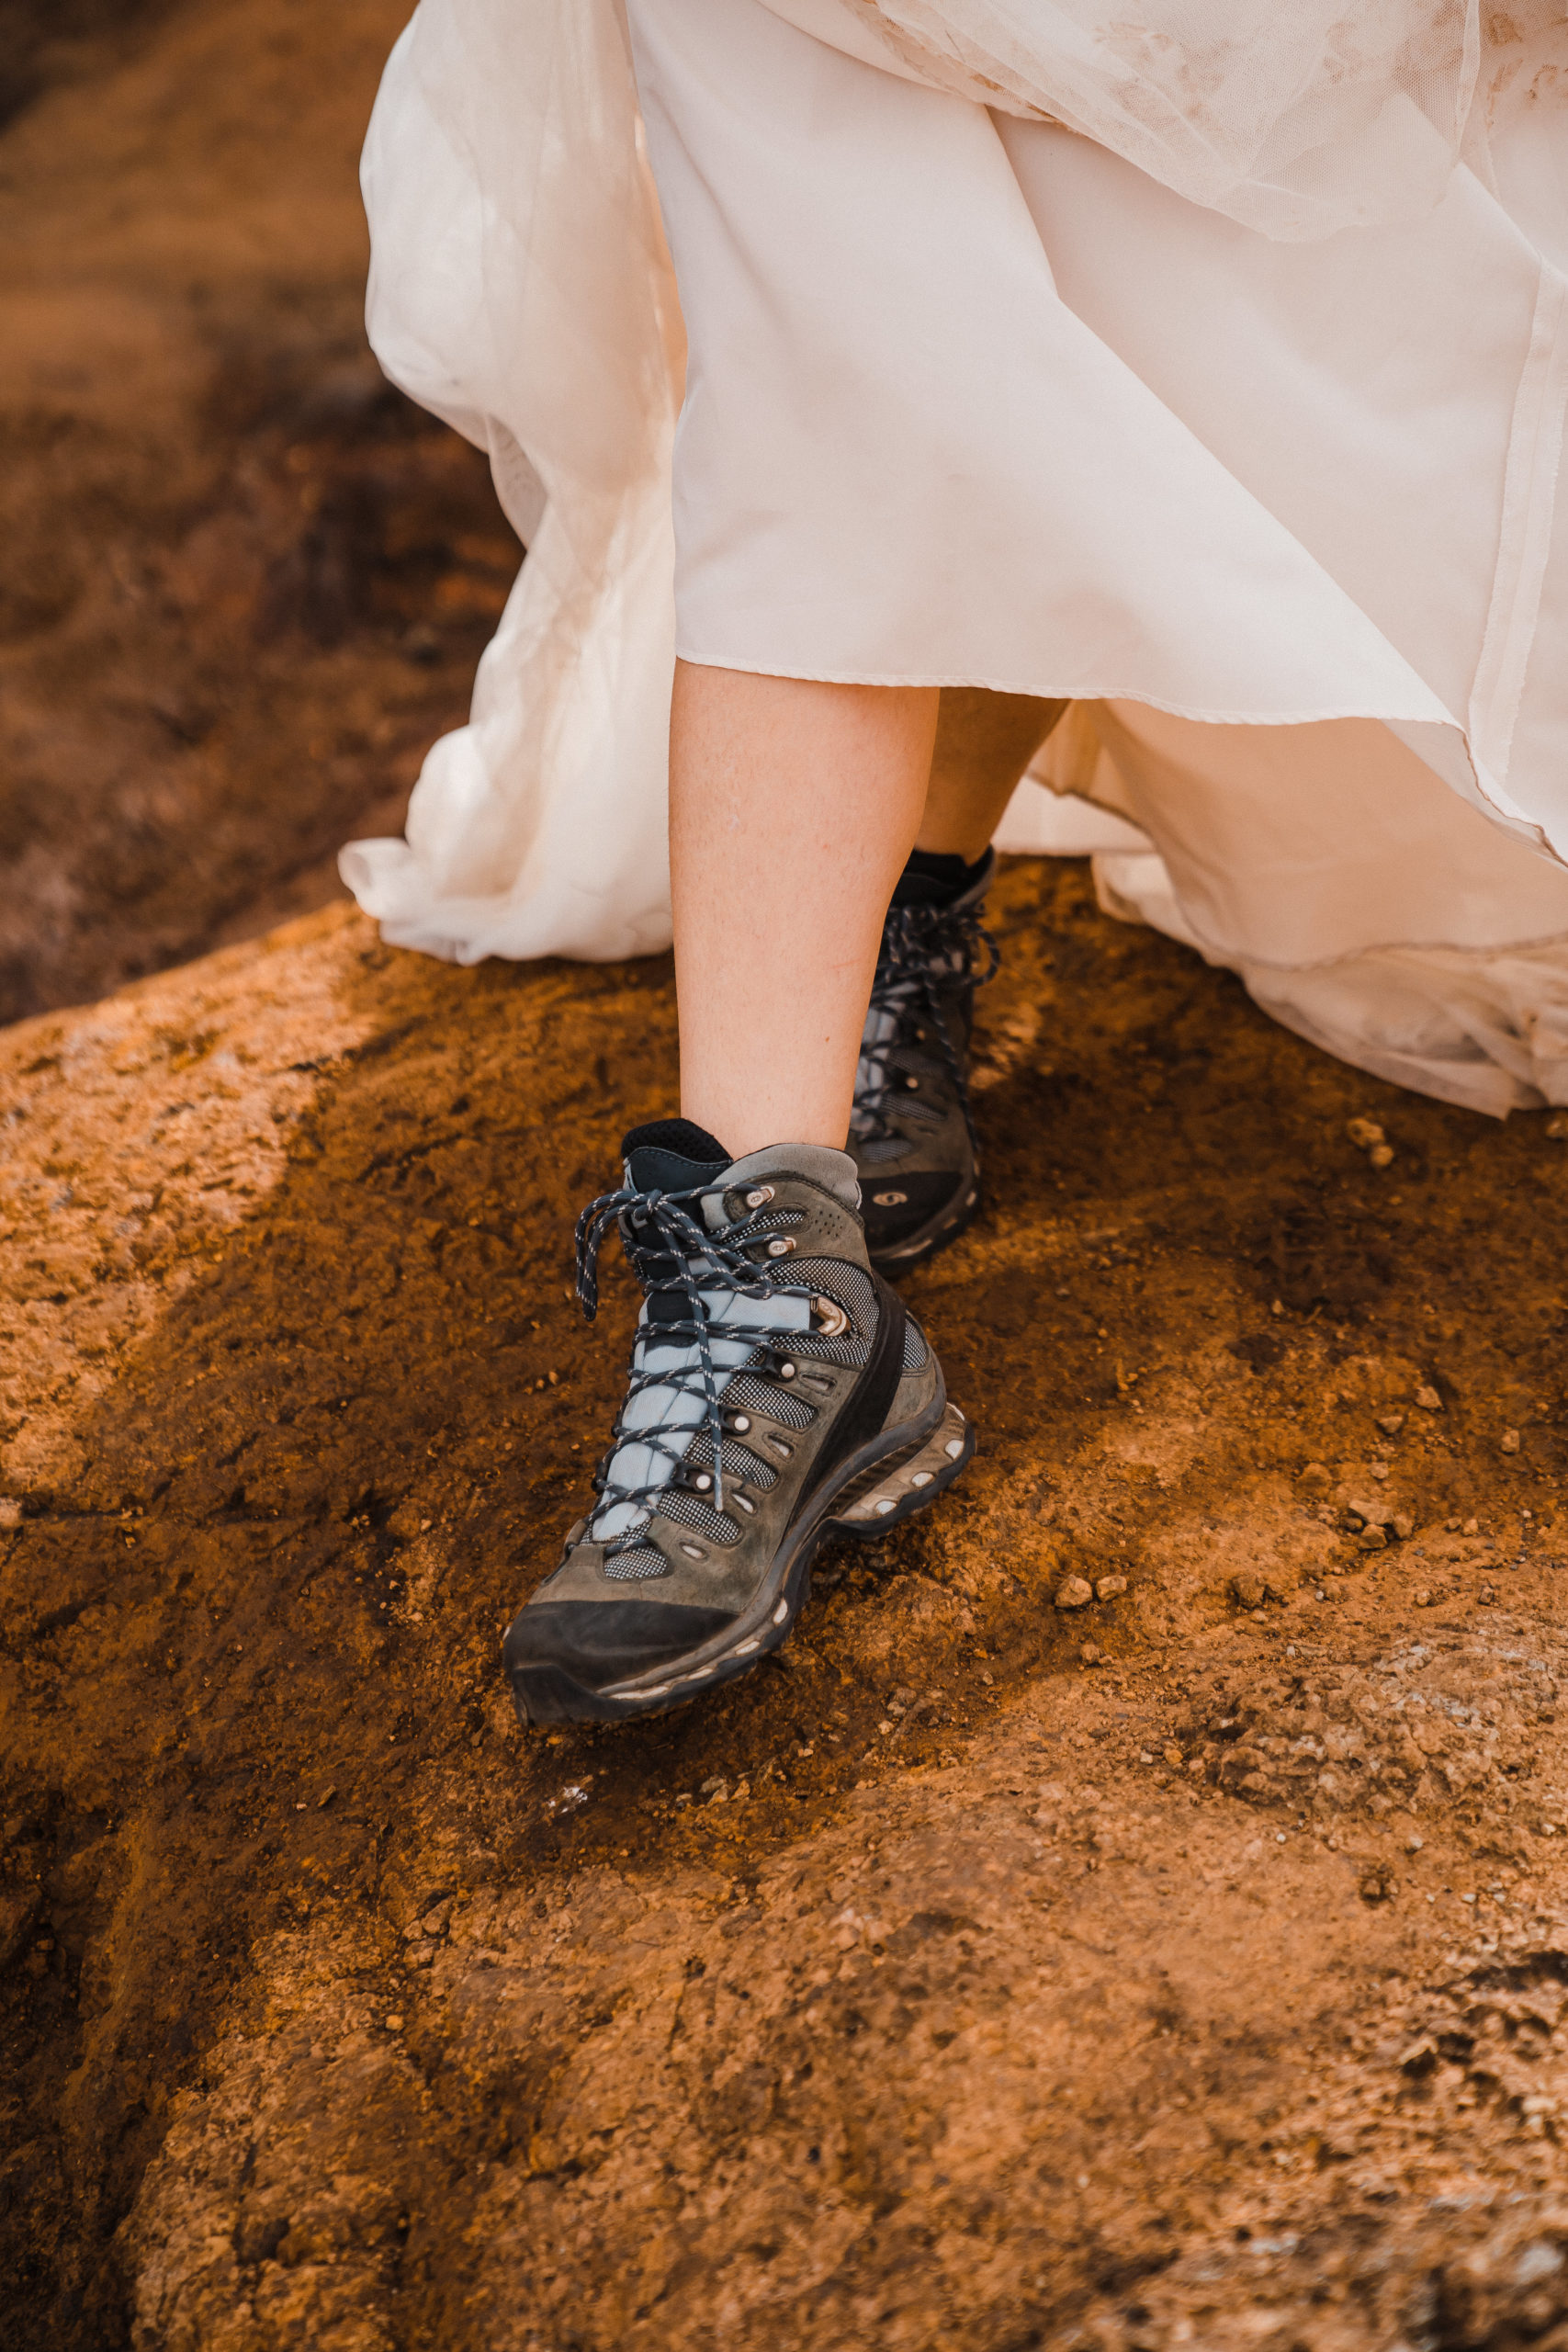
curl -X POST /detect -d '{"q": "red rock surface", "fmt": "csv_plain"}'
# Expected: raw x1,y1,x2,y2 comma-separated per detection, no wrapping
7,7,1568,2350
5,865,1568,2349
0,0,516,1023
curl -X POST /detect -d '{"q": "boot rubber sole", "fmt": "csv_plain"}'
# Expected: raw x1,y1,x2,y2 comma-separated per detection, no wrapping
510,1399,976,1727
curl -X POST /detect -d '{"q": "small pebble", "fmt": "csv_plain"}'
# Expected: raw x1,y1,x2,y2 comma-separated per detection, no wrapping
1163,1745,1183,1770
1480,1587,1497,1606
1347,1116,1386,1150
0,1498,21,1529
1359,1525,1388,1550
1298,1462,1333,1488
1463,1517,1479,1535
1393,1514,1415,1541
1415,1588,1433,1608
1547,1113,1568,1139
1055,1577,1094,1611
1095,1573,1128,1601
385,2014,404,2032
1502,1429,1521,1454
1079,1643,1103,1665
1369,1143,1394,1170
1377,1413,1406,1436
1139,1749,1156,1765
1416,1385,1443,1412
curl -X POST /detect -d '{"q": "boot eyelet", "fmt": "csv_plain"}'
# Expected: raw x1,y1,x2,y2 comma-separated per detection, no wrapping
693,1473,713,1493
727,1413,751,1433
812,1294,850,1338
766,1237,795,1258
777,1360,796,1380
744,1185,774,1208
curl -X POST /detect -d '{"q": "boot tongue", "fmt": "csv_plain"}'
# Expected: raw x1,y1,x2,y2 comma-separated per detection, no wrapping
622,1118,730,1194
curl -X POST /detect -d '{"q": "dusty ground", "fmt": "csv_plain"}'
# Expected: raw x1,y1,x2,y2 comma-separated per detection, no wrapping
0,0,517,1024
4,865,1568,2350
9,3,1568,2349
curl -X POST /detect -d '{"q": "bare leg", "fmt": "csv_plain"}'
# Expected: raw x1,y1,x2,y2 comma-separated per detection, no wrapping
671,660,939,1156
916,688,1068,860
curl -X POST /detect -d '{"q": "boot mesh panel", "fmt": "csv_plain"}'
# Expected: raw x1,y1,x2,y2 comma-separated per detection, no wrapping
902,1319,929,1370
792,1259,877,1335
604,1546,671,1581
726,1372,815,1427
655,1488,741,1544
686,1431,780,1488
793,1332,872,1367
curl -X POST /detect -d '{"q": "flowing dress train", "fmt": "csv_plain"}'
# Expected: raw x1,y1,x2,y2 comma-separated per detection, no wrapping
344,0,1568,1114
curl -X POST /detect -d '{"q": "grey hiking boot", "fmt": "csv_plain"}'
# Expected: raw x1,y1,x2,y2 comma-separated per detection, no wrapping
503,1118,975,1725
851,850,999,1272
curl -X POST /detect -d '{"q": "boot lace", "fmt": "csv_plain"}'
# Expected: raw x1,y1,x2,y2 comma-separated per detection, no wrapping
573,1179,813,1541
852,898,999,1159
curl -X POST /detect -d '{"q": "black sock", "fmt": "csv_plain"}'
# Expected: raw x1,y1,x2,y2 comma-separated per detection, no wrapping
890,845,990,910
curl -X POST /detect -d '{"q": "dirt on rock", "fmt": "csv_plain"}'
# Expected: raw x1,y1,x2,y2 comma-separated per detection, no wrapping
0,0,518,1025
10,5,1568,2350
4,860,1568,2350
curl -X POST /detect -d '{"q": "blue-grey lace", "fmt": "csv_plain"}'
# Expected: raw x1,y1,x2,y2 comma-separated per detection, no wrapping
574,1179,810,1534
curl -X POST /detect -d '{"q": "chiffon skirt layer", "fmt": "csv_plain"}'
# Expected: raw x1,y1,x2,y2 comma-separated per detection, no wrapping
345,0,1568,1116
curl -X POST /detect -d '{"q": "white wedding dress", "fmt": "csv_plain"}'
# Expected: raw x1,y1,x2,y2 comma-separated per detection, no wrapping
343,0,1568,1115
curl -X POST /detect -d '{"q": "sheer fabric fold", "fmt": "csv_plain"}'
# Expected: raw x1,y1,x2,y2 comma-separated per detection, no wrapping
346,0,681,961
794,1,1568,239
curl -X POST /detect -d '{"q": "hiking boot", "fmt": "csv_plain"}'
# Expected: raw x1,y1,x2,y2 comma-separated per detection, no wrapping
503,1118,974,1725
852,849,998,1272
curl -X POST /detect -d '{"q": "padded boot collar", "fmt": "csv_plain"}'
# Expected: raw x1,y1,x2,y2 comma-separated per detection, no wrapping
718,1140,860,1215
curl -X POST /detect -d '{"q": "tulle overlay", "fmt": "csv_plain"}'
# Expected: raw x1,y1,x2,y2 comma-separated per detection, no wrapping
343,0,1568,1114
805,2,1568,238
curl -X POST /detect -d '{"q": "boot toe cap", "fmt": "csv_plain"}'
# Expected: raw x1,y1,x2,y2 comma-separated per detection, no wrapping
503,1597,735,1692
